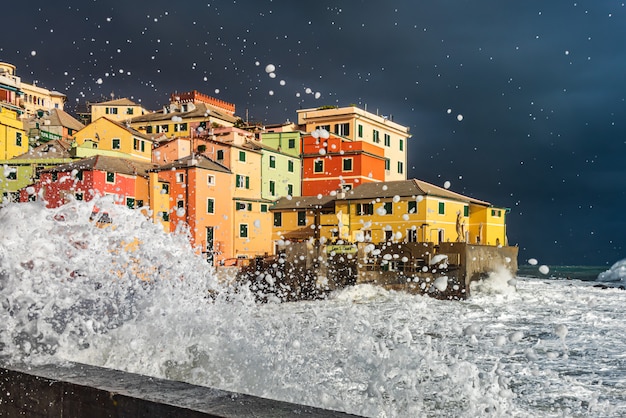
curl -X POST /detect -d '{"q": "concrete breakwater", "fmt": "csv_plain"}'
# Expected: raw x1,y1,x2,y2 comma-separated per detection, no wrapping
237,241,519,301
0,361,359,417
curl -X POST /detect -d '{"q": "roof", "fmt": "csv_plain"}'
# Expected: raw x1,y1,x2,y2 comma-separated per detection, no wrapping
91,98,139,107
91,117,157,141
339,179,491,206
13,139,73,160
271,195,336,211
47,108,84,131
153,154,231,174
42,155,157,178
128,102,238,125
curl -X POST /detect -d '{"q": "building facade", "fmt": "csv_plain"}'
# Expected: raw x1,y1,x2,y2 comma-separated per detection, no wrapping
296,106,411,182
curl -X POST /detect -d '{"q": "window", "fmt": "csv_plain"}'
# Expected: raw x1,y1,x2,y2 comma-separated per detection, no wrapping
160,124,169,133
287,184,293,196
106,172,115,183
297,211,307,226
491,209,502,217
16,132,22,147
174,123,188,132
335,123,350,136
239,151,246,162
133,138,140,150
358,124,363,138
127,197,136,209
397,161,404,174
207,198,215,214
314,160,324,173
288,160,294,172
176,173,185,183
343,158,353,171
438,202,445,215
373,129,380,143
136,200,144,207
408,201,417,214
385,159,390,171
288,138,296,148
207,174,215,185
261,204,268,213
385,230,393,241
236,202,247,211
76,170,83,181
161,211,170,222
126,107,134,115
464,206,469,217
356,203,374,215
6,167,17,180
316,124,330,132
247,203,252,211
75,192,84,201
146,126,153,134
384,202,393,215
239,224,248,238
236,175,249,189
399,139,404,151
384,134,391,147
162,183,169,194
52,172,58,181
217,150,224,161
273,212,282,227
105,107,118,115
269,155,276,168
112,138,121,150
177,200,184,209
269,180,276,196
407,229,417,243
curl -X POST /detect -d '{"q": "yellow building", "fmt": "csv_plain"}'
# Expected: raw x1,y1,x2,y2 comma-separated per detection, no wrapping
271,179,509,247
89,98,149,123
0,102,27,160
296,105,411,182
128,91,239,140
1,61,66,118
73,117,156,162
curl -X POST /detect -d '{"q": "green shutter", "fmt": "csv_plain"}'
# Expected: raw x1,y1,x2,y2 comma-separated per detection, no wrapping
438,202,445,214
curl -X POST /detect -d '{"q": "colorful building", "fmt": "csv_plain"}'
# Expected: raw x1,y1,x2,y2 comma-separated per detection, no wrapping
153,155,233,265
1,62,66,118
72,117,156,162
23,108,84,145
271,179,509,247
128,91,239,139
0,139,74,203
0,102,27,160
301,132,386,196
296,105,411,182
88,98,149,124
257,141,302,200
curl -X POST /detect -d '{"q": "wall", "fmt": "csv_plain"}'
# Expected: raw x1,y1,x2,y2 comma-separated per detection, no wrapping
0,362,355,417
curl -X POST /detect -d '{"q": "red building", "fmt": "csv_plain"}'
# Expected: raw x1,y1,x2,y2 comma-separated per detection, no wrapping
301,132,386,196
20,155,157,208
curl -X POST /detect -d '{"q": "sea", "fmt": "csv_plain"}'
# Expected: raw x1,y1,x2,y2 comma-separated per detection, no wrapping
1,198,625,417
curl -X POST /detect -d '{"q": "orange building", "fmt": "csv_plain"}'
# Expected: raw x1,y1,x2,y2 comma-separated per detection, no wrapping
153,154,233,266
301,132,386,196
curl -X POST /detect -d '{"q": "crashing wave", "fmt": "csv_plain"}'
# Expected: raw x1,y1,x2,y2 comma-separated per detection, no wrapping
597,259,626,283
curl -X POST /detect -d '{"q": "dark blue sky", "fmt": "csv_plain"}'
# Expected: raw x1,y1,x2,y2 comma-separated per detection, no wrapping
3,0,626,266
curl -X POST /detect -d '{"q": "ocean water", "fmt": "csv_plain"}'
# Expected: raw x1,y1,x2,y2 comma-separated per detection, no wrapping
1,199,625,417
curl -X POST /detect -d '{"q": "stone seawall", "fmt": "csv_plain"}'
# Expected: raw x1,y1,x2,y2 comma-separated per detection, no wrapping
0,361,359,417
